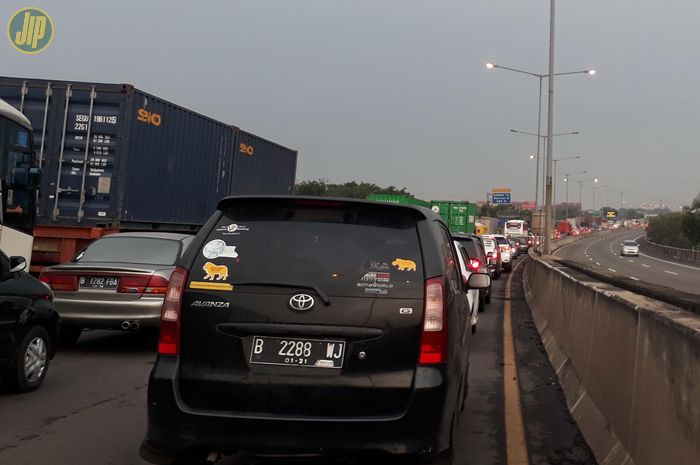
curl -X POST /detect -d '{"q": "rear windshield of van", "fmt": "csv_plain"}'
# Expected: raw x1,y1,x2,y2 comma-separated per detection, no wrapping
191,203,425,299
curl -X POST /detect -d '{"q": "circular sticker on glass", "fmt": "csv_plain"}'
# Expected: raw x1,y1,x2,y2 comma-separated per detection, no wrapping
203,239,239,259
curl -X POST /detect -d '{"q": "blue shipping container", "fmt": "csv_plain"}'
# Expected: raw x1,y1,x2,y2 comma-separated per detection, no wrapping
0,76,298,230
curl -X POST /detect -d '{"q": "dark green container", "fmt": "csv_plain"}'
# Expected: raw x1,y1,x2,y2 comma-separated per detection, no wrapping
366,194,431,208
431,200,476,234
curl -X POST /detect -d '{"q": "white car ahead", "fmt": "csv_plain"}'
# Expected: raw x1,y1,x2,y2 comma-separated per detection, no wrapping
454,241,481,333
620,240,640,256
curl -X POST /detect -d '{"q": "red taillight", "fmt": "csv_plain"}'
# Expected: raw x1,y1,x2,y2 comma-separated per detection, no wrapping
468,259,481,271
145,275,169,295
117,275,169,294
39,272,78,292
158,267,187,355
118,275,150,294
419,277,447,365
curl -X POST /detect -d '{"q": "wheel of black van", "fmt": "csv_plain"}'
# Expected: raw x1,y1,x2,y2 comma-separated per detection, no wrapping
485,290,491,305
504,264,512,273
58,327,82,346
10,325,50,393
171,452,212,465
479,294,486,312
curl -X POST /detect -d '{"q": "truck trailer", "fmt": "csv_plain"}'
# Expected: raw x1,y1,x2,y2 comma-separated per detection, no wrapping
0,77,298,271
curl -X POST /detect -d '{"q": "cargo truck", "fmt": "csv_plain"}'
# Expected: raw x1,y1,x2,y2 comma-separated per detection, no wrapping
0,77,297,271
556,221,573,236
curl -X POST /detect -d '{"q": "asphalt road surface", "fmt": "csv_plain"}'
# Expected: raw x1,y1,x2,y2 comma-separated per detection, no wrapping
555,229,700,295
0,256,595,465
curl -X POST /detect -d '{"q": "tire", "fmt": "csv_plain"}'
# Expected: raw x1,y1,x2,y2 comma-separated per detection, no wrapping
58,326,83,346
479,295,486,312
9,325,50,393
485,290,491,304
171,452,211,465
504,263,512,272
471,322,477,334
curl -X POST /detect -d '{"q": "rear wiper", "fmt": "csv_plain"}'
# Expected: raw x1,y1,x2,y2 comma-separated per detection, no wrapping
230,282,330,305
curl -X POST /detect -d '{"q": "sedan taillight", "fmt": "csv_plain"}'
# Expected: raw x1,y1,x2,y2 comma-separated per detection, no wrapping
39,272,78,292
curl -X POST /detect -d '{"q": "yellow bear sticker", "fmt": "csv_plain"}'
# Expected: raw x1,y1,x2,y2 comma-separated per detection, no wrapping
392,258,416,271
203,262,229,281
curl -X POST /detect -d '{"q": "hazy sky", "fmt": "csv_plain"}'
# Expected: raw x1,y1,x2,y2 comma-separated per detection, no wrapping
2,0,697,210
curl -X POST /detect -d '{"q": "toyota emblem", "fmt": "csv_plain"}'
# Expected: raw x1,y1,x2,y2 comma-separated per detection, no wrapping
289,294,315,312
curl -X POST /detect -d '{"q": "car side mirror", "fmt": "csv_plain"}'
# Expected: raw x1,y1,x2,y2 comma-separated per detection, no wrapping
9,256,26,273
467,273,491,290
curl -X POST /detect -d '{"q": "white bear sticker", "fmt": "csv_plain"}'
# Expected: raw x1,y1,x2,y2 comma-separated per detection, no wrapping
202,239,239,259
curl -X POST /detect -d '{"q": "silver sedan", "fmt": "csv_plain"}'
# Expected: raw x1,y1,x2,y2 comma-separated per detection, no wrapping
39,232,193,344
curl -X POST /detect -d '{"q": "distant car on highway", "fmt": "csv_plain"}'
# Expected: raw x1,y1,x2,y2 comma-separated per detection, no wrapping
620,240,640,257
453,233,492,305
507,237,520,259
141,196,491,464
485,234,513,272
0,251,58,392
481,237,502,279
455,241,482,333
516,236,530,253
39,232,193,345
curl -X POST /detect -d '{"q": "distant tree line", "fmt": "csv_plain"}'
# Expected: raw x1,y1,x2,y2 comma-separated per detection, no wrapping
647,193,700,249
294,179,412,199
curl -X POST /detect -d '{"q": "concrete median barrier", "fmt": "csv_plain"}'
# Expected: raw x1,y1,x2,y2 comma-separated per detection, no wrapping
638,236,700,266
523,255,700,465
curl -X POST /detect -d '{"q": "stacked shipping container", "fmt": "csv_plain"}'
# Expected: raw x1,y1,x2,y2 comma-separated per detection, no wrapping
367,194,476,234
0,77,297,269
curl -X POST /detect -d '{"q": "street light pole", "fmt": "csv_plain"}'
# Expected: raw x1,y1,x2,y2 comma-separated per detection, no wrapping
561,170,587,219
487,61,595,220
512,129,578,213
536,77,543,209
544,0,556,254
620,190,632,211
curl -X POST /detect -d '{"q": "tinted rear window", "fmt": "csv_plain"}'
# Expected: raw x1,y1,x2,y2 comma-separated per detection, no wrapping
77,237,181,265
624,241,638,246
495,237,509,245
192,204,424,298
454,238,478,258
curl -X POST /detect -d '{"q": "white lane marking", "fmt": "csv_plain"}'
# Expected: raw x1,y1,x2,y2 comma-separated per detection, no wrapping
664,270,679,276
641,264,650,268
589,258,593,261
638,252,700,271
627,259,634,263
595,262,601,266
630,277,640,281
608,268,617,273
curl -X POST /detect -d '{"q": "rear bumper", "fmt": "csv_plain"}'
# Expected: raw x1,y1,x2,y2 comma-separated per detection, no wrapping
54,297,163,329
142,357,453,461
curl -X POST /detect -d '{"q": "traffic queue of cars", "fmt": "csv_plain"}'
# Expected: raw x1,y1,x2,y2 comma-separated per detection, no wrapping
2,196,545,462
